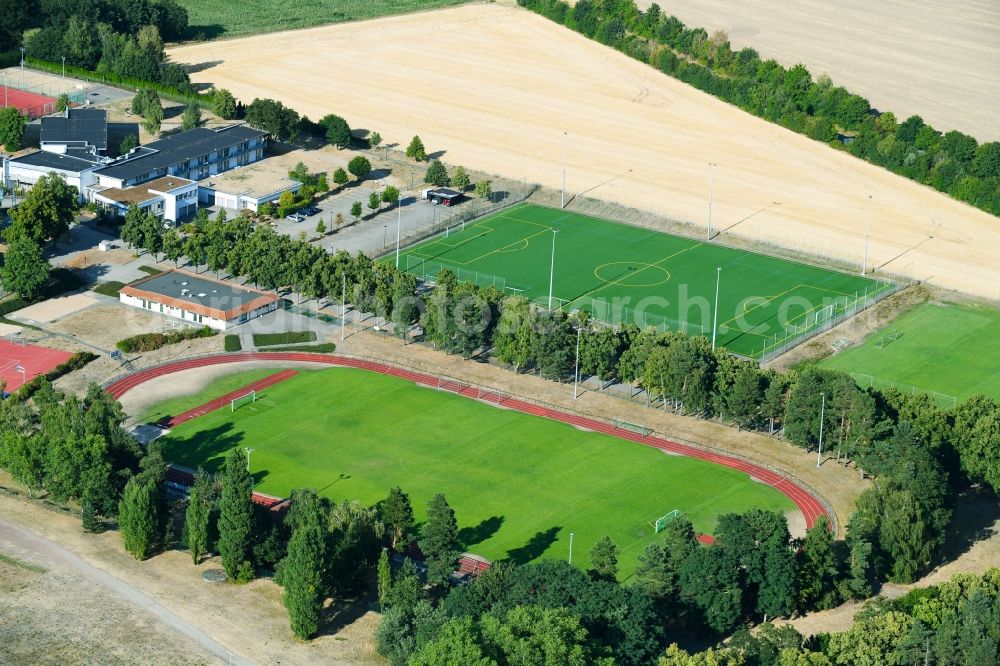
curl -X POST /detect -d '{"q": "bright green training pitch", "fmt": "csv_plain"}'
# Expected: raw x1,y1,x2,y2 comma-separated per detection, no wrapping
820,302,1000,406
156,368,793,575
394,204,890,358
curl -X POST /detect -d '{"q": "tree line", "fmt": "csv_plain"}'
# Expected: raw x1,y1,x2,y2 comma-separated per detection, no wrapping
516,0,1000,218
660,568,1000,665
373,494,880,665
18,0,191,92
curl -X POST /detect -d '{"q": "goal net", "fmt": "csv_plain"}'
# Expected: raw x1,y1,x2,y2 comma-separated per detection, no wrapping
613,419,652,437
652,509,682,534
231,391,256,412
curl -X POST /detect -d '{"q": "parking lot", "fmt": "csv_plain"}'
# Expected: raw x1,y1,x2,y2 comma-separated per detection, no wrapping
266,182,523,259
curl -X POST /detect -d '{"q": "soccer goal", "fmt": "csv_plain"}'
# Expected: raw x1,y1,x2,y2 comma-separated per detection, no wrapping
613,419,652,437
875,331,902,349
231,391,256,412
652,509,683,534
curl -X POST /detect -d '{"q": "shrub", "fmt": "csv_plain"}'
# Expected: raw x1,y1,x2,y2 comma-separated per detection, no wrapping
266,343,336,353
93,281,126,297
224,335,242,351
11,351,98,401
252,331,317,347
117,327,216,353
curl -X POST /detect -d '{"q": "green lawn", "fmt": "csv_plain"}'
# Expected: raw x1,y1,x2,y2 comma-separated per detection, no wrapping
140,368,279,423
394,204,889,358
176,0,470,39
820,302,1000,405
157,368,794,574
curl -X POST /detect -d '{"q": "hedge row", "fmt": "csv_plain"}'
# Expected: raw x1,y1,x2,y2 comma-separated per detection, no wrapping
224,335,242,352
25,57,213,109
116,326,216,353
10,351,99,401
252,331,317,347
265,343,336,353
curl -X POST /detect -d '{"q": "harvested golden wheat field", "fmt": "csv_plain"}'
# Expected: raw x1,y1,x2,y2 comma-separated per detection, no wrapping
168,4,1000,300
636,0,1000,141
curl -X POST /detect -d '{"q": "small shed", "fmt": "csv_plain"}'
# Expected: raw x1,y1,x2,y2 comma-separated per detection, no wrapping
425,187,463,207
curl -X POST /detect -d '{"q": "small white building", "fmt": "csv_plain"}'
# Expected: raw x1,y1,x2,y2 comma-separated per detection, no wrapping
119,269,279,331
197,162,302,212
5,149,104,201
92,175,198,223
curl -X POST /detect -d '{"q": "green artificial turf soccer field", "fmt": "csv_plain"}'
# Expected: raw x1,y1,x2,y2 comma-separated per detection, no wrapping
157,368,794,574
820,302,1000,405
393,204,888,358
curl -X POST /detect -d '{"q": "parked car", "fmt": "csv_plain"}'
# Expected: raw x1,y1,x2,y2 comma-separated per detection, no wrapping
300,206,320,216
286,213,305,222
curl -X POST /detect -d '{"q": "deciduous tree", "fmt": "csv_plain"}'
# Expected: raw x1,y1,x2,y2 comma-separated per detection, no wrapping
1,237,50,301
589,535,619,581
0,106,27,152
8,173,78,243
406,135,426,161
212,88,237,119
320,113,352,149
347,155,371,181
424,159,449,187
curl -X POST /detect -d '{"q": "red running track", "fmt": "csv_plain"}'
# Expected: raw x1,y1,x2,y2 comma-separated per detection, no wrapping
157,369,298,427
107,353,830,529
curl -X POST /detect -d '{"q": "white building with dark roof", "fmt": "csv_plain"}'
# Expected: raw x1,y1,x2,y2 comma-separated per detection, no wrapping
93,125,269,189
119,269,279,330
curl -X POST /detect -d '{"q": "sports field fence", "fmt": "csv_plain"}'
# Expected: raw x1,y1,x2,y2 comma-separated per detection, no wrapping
372,181,537,260
849,372,957,409
753,279,900,363
0,80,86,119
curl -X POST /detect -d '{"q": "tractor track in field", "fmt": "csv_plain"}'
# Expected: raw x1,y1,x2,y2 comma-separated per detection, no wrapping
105,353,830,530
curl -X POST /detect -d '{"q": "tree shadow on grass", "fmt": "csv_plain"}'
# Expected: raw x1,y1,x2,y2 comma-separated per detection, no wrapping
162,421,244,473
318,597,371,638
506,526,561,565
458,515,504,550
934,487,999,567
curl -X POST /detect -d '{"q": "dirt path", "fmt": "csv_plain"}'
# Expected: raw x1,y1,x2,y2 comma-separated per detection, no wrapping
0,489,382,665
0,515,243,665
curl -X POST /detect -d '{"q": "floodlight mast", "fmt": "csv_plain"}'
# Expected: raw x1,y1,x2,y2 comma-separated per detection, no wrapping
816,392,826,468
707,162,717,241
547,228,558,309
711,266,721,350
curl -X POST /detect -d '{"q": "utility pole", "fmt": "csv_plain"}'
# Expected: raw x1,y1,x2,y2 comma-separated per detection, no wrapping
707,162,717,241
711,266,721,350
395,199,402,268
561,130,567,209
573,325,582,399
548,228,558,309
341,273,346,342
816,392,826,468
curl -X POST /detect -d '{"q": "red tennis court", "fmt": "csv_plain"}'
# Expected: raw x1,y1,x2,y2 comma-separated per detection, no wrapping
0,338,73,392
1,86,58,119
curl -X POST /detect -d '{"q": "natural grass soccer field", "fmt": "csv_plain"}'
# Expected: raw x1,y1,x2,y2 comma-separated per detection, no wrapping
820,302,1000,405
394,204,887,358
175,0,469,39
156,368,794,575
